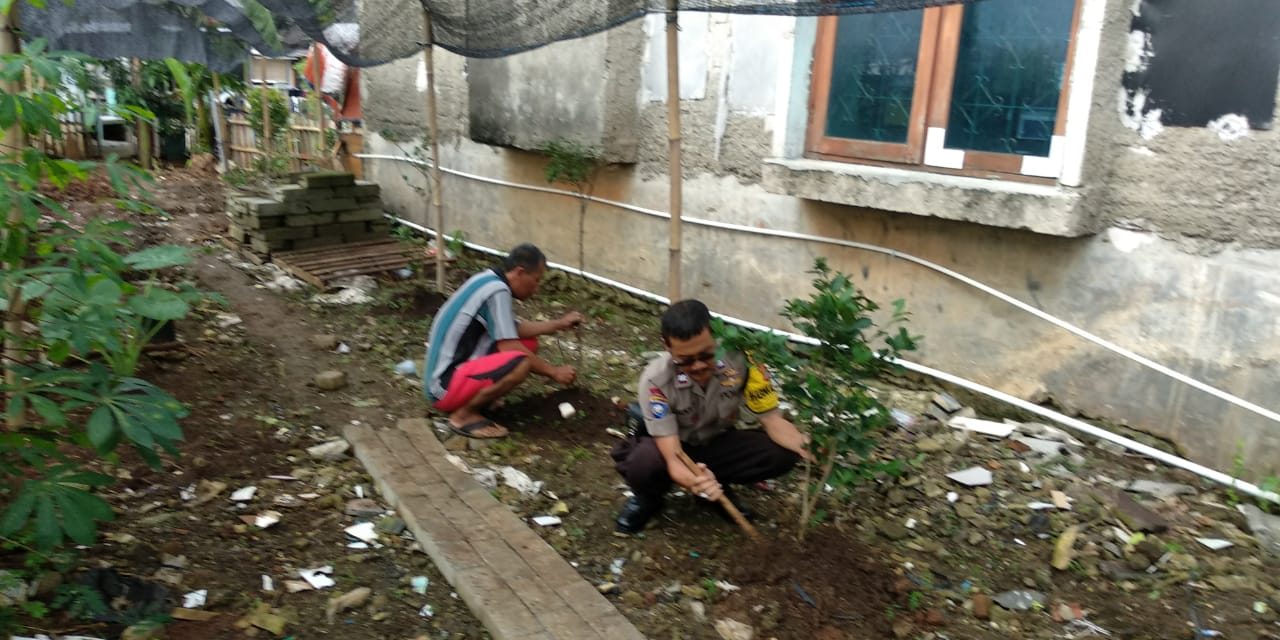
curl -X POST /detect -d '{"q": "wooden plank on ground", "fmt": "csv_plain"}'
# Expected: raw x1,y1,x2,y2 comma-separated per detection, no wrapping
271,240,428,287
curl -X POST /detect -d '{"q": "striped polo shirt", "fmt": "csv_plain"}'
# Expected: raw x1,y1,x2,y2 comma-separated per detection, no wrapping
423,268,520,400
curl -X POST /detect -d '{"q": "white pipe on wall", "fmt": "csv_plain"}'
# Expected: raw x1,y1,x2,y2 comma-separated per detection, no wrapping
358,151,1280,429
390,214,1280,506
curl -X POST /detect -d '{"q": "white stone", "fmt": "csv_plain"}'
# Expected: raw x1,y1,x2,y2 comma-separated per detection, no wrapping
946,467,993,487
948,416,1017,438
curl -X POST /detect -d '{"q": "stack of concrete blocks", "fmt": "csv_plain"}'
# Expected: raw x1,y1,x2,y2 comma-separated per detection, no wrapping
226,172,390,254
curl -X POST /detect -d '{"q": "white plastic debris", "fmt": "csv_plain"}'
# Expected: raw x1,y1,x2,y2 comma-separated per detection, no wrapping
558,402,576,419
532,516,562,527
1195,538,1234,551
180,483,197,501
312,275,378,305
395,360,417,376
1019,462,1031,473
905,518,917,529
473,468,498,490
347,542,369,549
1065,618,1113,638
183,589,208,608
948,416,1017,438
946,466,993,487
1028,502,1057,510
336,343,351,354
261,575,274,592
418,604,435,618
1011,436,1071,459
307,439,350,460
411,576,430,595
267,475,299,481
230,486,257,502
253,510,282,528
445,454,472,474
499,466,545,497
1052,490,1072,509
946,491,959,503
715,580,740,593
355,485,364,498
299,566,336,589
610,558,625,576
215,313,243,328
345,521,379,543
273,494,303,508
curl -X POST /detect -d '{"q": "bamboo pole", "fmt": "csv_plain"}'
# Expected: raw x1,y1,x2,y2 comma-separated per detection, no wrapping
664,0,683,302
1,6,25,429
422,8,446,293
132,58,152,170
212,73,228,172
312,50,328,165
260,89,271,157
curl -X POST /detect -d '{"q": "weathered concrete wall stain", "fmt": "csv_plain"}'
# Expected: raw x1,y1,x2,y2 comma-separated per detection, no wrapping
359,1,1280,473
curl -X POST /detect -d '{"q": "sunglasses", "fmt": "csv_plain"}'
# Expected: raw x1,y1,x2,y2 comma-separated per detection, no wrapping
672,350,717,368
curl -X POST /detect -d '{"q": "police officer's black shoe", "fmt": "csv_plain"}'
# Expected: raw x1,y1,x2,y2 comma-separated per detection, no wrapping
615,495,664,534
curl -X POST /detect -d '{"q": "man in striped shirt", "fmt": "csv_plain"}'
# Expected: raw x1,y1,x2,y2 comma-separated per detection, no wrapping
424,244,582,439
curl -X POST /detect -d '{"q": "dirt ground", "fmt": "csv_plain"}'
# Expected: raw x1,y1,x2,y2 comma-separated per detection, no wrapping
5,169,487,639
7,167,1280,640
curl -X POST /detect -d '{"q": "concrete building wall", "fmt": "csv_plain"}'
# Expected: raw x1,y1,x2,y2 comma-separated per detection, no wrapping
359,0,1280,475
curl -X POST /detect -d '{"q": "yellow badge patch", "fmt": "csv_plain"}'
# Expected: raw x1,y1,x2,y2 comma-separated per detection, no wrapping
744,360,779,414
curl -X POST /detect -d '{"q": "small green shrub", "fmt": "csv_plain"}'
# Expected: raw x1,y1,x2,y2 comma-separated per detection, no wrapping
715,258,919,540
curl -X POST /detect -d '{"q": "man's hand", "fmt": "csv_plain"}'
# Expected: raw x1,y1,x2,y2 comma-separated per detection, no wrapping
687,463,723,502
557,311,584,332
550,364,577,385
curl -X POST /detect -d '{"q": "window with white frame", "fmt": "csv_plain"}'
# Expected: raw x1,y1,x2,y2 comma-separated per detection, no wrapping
806,0,1081,180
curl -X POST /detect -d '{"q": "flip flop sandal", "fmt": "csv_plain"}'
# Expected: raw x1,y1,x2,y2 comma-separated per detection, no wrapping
449,418,509,439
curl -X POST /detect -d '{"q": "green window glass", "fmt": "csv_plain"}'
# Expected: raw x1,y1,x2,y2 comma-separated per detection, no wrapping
944,0,1076,156
825,10,925,144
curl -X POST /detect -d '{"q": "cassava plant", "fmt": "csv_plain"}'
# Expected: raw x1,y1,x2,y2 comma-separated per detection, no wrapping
715,258,919,541
542,138,601,367
1,33,201,556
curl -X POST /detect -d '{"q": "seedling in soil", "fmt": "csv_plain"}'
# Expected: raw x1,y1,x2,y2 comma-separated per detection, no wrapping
715,258,919,541
907,590,924,611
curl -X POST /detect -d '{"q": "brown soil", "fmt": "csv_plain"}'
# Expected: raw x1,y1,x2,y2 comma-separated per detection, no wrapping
725,529,898,639
490,388,624,446
3,169,488,640
374,282,448,320
11,167,1278,640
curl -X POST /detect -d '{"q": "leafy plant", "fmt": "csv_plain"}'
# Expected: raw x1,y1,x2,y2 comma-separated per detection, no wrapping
444,228,467,257
907,590,923,611
715,258,919,541
543,139,601,370
1,38,197,554
1259,475,1279,514
247,88,289,147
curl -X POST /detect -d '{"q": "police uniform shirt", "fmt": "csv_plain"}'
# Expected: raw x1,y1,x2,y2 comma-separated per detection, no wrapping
637,351,779,445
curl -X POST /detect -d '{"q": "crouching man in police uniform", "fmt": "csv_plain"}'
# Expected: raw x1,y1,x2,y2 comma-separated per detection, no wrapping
611,299,811,534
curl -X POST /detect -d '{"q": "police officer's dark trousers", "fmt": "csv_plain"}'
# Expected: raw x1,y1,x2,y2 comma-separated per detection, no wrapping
611,428,799,500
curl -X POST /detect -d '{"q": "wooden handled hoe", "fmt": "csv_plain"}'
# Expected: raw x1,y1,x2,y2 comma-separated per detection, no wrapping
675,450,761,541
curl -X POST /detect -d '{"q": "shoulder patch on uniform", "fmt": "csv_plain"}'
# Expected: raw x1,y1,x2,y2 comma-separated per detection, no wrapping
647,386,671,419
744,362,779,414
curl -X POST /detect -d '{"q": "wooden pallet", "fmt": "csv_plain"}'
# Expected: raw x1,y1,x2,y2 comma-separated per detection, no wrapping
271,240,429,288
